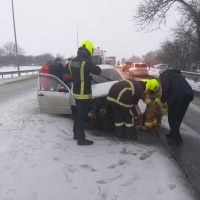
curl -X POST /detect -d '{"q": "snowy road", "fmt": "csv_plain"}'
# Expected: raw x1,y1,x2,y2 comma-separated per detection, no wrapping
0,78,199,199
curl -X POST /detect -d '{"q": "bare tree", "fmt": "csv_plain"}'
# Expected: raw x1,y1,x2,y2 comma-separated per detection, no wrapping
2,42,25,66
0,48,5,67
33,53,54,66
172,20,199,64
133,0,200,57
3,42,25,56
142,51,158,66
127,55,142,63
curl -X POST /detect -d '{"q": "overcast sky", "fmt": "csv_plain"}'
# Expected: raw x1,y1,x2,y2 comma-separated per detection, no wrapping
1,0,179,61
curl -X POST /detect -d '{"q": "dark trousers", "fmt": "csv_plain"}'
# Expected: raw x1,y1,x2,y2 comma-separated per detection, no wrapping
111,104,135,138
168,95,192,141
73,99,91,140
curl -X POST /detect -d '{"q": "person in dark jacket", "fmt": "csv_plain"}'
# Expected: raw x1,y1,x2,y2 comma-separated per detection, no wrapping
159,69,194,146
106,79,159,139
65,40,102,145
49,58,65,90
49,57,64,80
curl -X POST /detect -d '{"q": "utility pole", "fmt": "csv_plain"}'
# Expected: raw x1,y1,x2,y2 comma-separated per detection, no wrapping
11,0,20,75
77,22,84,48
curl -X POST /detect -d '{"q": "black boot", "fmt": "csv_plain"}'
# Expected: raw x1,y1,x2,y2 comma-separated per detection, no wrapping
73,136,78,140
167,138,183,146
125,127,138,140
77,139,94,145
166,132,173,139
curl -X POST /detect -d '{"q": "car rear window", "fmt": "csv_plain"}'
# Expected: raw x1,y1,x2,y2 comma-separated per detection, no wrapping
135,64,147,67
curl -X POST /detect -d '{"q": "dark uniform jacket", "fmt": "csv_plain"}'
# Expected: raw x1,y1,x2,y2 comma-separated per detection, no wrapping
64,47,101,100
107,79,145,107
159,69,194,106
49,62,64,80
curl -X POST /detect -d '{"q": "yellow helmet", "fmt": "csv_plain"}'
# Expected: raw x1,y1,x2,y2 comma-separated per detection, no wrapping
79,40,94,56
141,79,159,92
141,79,151,92
149,79,159,91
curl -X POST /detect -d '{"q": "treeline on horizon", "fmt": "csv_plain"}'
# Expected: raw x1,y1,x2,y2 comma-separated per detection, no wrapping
0,42,67,68
0,40,199,71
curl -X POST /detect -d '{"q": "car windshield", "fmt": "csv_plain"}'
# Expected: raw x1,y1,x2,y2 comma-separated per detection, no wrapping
92,69,122,84
135,64,147,67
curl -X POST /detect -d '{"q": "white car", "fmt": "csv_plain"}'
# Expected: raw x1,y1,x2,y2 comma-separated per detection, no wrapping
129,63,149,77
153,64,168,69
37,65,125,129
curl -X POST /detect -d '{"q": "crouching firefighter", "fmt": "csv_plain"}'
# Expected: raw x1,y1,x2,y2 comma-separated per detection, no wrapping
140,79,167,131
140,97,168,130
106,78,156,139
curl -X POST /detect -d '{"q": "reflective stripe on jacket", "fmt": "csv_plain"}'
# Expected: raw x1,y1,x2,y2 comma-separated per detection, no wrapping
107,79,134,107
72,61,93,99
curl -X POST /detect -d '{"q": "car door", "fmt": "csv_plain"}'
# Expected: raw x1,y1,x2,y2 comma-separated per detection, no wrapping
37,73,72,114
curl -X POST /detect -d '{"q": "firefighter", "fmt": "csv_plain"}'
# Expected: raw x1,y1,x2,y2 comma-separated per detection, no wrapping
65,40,102,146
106,78,159,139
140,79,167,130
140,97,168,131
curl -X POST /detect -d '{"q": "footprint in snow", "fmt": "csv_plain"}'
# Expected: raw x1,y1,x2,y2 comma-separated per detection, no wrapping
157,184,176,193
139,150,156,160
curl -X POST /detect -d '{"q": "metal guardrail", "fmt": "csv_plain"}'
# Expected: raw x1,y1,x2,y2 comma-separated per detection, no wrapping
181,71,200,83
1,67,200,77
181,71,200,77
0,69,39,78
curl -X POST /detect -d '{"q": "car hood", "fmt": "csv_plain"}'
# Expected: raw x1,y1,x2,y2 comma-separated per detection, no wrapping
92,81,118,98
